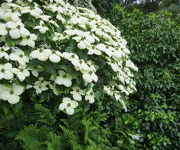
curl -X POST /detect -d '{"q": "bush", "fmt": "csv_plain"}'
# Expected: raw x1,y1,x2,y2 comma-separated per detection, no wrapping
106,5,180,149
0,0,137,149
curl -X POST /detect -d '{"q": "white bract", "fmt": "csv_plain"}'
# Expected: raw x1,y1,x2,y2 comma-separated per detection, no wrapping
85,88,95,104
34,20,49,34
0,24,8,35
49,50,62,63
54,70,72,87
0,84,24,104
30,48,52,61
0,46,10,59
82,71,98,83
10,48,29,65
70,87,84,101
0,0,138,115
13,65,30,81
33,77,50,94
59,97,78,115
0,63,14,80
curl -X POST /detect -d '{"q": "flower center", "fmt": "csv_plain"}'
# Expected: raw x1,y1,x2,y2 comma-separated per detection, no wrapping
90,92,93,96
63,74,67,78
1,68,5,73
39,49,43,53
17,25,21,29
67,103,71,107
71,54,75,58
89,71,93,75
79,60,83,64
19,54,23,58
10,91,14,95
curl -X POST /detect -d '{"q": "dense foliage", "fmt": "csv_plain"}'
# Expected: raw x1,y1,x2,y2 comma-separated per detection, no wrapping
105,4,180,149
0,0,179,150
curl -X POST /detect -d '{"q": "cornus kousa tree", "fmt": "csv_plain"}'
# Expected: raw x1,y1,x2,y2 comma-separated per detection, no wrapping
0,0,138,115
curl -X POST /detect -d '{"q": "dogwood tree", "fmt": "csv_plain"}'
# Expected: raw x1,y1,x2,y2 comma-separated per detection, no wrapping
0,0,138,115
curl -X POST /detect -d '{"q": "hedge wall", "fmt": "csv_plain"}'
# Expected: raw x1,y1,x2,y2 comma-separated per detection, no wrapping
107,5,180,149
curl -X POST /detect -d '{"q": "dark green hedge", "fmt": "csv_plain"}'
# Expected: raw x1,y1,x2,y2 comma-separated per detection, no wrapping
107,5,180,149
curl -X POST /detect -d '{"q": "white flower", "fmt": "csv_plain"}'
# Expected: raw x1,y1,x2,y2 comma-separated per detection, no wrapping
6,22,24,39
0,24,8,36
0,46,10,60
49,51,62,63
77,40,91,49
77,41,87,49
126,60,138,71
119,99,127,112
10,48,29,65
82,71,98,83
9,12,21,22
20,34,37,47
0,63,14,80
56,14,66,23
6,22,18,29
32,70,39,77
54,70,72,87
70,87,84,101
110,63,120,72
104,86,113,96
118,85,129,96
112,50,125,59
64,29,78,36
33,77,49,94
40,15,50,21
49,84,59,95
72,59,90,72
0,8,6,19
130,134,141,141
20,27,30,38
53,32,66,41
29,8,43,18
0,84,24,104
0,84,10,100
87,47,102,55
6,0,13,3
30,48,52,61
62,52,79,60
9,28,21,39
34,20,49,34
104,47,114,57
13,65,30,81
59,97,78,115
96,43,106,52
47,4,58,13
85,89,95,104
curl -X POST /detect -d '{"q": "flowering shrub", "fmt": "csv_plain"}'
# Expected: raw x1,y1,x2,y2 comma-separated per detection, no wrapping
0,0,137,115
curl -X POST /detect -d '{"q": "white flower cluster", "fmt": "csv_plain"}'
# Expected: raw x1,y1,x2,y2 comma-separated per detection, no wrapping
0,0,138,115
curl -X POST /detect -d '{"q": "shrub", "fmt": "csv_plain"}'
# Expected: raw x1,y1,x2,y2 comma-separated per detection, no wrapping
0,0,137,115
0,0,138,149
106,5,180,149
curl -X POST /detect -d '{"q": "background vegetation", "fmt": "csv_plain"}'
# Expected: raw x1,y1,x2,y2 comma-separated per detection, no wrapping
0,0,179,149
